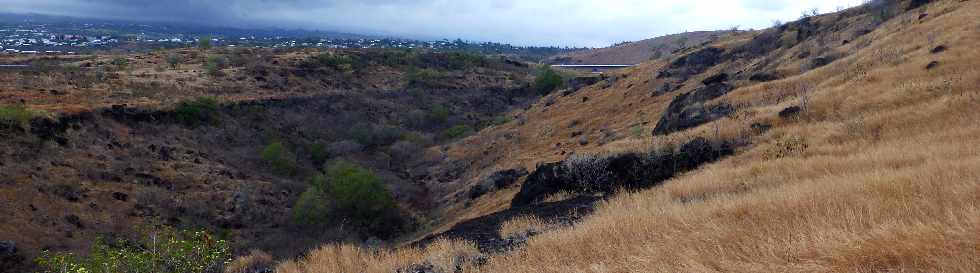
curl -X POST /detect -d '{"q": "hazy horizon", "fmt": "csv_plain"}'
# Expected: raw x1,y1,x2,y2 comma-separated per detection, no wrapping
6,0,867,47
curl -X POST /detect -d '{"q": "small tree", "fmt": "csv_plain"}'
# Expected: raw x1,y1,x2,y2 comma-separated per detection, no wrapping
198,36,213,50
166,53,182,70
533,66,563,95
292,161,404,237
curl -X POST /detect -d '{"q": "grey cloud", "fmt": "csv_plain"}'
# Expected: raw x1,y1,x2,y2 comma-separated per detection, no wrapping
5,0,866,47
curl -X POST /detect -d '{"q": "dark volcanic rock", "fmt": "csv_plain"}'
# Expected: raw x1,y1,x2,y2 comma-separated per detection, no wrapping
702,73,729,85
0,241,23,273
749,73,779,82
930,45,947,54
907,0,934,11
653,83,735,135
926,61,940,70
487,168,528,189
661,47,725,80
779,106,803,119
511,137,734,207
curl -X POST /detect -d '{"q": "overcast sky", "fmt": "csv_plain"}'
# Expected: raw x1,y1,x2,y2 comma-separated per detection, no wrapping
5,0,867,47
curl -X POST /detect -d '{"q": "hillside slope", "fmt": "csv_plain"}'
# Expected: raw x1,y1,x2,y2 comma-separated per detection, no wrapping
545,31,729,65
280,0,980,272
0,49,537,271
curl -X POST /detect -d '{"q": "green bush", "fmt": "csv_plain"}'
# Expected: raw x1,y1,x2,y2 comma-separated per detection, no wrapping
292,161,403,237
534,67,564,95
205,55,228,77
293,175,332,225
443,125,472,139
35,228,230,273
309,142,329,166
0,105,33,131
261,142,296,175
198,36,213,50
428,105,451,125
175,97,219,126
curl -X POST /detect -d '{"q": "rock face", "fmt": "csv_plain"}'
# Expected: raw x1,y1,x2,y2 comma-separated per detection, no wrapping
467,168,529,200
653,82,735,135
659,47,725,80
779,106,803,119
511,137,734,207
0,241,23,273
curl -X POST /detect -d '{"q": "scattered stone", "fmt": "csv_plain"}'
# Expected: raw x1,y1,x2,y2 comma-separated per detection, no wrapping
751,123,773,134
577,136,589,146
749,73,778,82
65,214,84,229
930,45,947,54
0,240,23,271
810,57,831,68
570,130,584,138
112,192,129,202
701,73,729,85
467,184,488,199
487,168,528,189
779,106,803,119
926,61,940,70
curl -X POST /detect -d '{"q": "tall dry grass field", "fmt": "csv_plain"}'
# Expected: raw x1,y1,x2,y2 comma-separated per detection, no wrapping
281,1,980,272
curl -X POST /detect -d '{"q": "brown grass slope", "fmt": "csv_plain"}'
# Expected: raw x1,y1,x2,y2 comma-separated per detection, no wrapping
281,0,980,272
545,31,729,65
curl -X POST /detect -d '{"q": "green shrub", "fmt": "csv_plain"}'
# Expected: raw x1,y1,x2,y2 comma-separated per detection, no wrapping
175,97,219,126
205,55,228,77
292,161,404,237
428,105,451,125
309,142,329,166
166,53,182,70
261,142,296,175
35,228,230,273
534,67,564,95
292,175,332,225
199,36,213,50
0,105,33,131
443,125,472,139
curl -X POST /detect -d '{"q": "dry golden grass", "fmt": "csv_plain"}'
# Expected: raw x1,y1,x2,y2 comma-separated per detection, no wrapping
225,249,274,273
498,215,554,239
286,1,980,272
276,239,480,273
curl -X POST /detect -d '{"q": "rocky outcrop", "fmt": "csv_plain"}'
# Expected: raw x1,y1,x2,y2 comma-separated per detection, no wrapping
511,137,734,207
0,241,23,273
653,82,735,135
658,47,725,81
468,168,528,200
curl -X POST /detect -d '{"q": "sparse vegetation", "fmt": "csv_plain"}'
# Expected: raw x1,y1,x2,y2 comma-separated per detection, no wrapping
35,228,230,273
443,124,472,139
174,96,220,126
261,142,296,175
0,105,34,131
292,161,404,238
533,66,563,95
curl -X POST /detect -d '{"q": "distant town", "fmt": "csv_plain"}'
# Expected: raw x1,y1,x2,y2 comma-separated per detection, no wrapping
0,13,584,59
